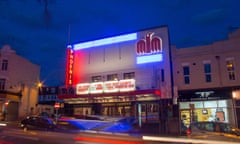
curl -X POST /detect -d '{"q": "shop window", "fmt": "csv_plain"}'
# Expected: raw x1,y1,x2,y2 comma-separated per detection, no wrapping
226,59,235,80
147,104,158,113
1,59,8,71
50,87,57,94
183,66,190,84
92,75,102,82
107,74,118,81
123,72,135,79
145,103,159,122
0,79,6,90
204,63,212,82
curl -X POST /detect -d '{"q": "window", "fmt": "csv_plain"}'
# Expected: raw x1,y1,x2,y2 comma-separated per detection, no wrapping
0,79,6,90
1,59,8,71
107,74,118,81
92,75,102,82
161,69,165,82
204,63,212,82
50,87,56,94
60,88,68,94
183,66,190,84
226,59,235,80
123,72,135,79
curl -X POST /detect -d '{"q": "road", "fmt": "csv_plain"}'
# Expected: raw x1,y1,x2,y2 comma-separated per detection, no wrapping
0,126,77,144
0,123,190,144
1,121,220,144
0,123,145,144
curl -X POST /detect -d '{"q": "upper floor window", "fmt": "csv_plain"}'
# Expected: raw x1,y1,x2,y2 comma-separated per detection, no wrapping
123,72,135,79
226,59,235,80
183,66,190,84
107,74,118,81
92,75,102,82
204,63,212,82
1,59,8,71
0,79,6,90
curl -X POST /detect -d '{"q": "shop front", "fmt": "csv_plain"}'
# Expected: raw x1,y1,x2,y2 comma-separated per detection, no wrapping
0,92,20,121
58,86,164,123
178,89,236,134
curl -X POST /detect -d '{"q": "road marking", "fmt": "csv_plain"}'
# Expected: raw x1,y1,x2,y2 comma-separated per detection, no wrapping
142,135,240,144
0,123,7,126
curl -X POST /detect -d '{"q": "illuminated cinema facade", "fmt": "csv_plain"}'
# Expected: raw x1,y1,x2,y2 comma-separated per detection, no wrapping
59,26,174,129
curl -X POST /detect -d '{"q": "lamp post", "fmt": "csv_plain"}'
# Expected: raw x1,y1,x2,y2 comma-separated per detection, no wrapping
232,90,240,128
4,101,9,121
54,102,60,123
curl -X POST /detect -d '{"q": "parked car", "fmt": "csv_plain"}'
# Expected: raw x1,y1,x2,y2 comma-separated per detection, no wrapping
39,112,50,118
20,116,56,131
186,121,240,142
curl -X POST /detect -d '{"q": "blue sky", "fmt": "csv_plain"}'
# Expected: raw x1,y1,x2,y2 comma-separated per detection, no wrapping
0,0,240,86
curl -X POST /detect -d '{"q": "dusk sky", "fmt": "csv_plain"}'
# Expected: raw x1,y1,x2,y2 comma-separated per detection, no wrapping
0,0,240,86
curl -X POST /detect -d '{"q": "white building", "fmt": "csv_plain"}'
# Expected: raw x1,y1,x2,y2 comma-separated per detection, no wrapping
172,29,240,132
0,45,40,120
59,26,174,133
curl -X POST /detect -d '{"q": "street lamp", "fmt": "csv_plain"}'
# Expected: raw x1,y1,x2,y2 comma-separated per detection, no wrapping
4,100,9,121
54,102,60,123
37,82,43,88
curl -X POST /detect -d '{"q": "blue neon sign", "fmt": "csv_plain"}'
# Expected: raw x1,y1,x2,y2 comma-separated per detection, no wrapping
136,53,163,64
73,33,137,50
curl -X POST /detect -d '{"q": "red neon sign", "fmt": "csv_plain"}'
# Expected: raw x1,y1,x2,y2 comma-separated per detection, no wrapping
65,45,74,86
136,32,162,55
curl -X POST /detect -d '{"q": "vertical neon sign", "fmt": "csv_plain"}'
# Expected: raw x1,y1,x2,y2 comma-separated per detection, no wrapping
65,45,74,86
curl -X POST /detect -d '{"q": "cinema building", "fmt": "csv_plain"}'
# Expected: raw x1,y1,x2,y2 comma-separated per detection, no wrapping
58,26,175,132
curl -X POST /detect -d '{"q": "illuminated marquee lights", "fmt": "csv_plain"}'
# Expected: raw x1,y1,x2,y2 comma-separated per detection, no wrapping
137,53,163,64
89,82,104,94
73,33,137,50
76,79,136,95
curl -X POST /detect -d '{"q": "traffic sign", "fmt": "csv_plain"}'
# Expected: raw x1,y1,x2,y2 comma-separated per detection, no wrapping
54,102,60,109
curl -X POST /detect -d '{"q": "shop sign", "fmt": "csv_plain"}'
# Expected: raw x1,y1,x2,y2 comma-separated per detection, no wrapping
76,79,135,95
136,32,163,64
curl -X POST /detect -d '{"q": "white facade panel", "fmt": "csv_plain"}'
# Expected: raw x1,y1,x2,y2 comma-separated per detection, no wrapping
71,26,172,98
